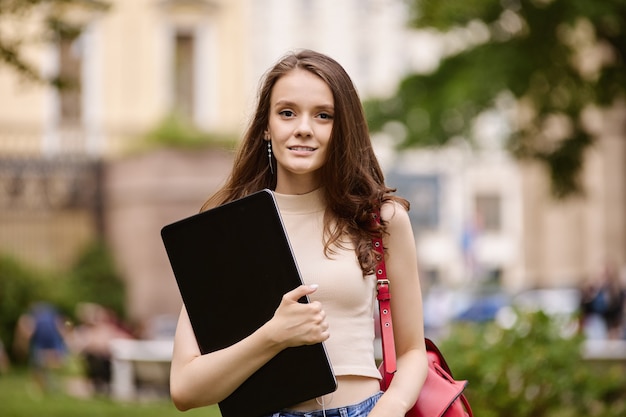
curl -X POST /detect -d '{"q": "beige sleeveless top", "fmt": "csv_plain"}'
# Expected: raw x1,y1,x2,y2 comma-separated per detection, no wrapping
273,189,380,379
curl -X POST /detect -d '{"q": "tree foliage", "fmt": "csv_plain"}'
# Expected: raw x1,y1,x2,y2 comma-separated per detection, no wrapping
366,0,626,197
0,0,110,87
64,240,126,320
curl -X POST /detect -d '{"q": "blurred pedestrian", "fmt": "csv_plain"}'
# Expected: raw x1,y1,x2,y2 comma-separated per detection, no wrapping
0,337,10,374
15,302,67,392
72,303,133,395
580,262,625,339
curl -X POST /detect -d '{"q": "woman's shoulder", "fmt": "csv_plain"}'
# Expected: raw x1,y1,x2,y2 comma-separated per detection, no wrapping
379,199,414,245
380,199,409,224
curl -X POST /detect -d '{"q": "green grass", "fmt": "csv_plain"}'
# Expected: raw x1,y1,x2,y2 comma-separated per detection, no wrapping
0,368,221,417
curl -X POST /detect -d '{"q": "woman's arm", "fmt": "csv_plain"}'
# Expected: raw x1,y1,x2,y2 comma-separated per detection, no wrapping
369,201,429,417
170,284,329,410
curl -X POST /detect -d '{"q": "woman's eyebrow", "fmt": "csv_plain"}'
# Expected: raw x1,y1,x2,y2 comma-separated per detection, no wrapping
273,100,296,108
316,104,335,111
273,100,334,111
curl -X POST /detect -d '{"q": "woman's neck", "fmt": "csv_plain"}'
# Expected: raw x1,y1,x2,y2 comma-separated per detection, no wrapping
274,178,321,195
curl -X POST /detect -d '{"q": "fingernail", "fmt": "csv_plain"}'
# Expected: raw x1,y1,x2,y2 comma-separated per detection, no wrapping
309,284,319,290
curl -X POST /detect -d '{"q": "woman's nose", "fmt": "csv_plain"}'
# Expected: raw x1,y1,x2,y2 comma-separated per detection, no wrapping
295,118,313,137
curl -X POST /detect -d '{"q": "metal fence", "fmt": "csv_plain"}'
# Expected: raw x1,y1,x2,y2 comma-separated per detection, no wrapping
0,155,104,269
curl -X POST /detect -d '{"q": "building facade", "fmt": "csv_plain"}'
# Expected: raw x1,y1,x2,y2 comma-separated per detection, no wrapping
0,0,624,325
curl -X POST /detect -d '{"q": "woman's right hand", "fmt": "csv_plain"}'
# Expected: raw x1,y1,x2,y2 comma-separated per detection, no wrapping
264,284,329,348
170,284,328,410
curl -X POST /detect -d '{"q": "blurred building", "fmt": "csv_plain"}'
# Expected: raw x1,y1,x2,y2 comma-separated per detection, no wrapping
0,0,415,323
0,0,624,325
376,109,626,294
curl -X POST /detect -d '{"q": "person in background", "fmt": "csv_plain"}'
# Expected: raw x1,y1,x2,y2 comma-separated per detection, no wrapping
72,303,134,395
169,49,428,417
598,263,625,339
580,262,626,340
15,302,68,392
0,337,10,374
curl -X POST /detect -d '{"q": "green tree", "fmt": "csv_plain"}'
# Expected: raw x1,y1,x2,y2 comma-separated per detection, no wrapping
64,241,126,319
365,0,625,197
0,0,109,87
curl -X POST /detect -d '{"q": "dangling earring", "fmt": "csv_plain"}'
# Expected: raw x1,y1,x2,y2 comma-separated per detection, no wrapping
267,140,274,175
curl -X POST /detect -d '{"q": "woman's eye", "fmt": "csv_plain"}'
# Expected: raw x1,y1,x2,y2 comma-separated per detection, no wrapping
318,113,333,120
279,110,294,117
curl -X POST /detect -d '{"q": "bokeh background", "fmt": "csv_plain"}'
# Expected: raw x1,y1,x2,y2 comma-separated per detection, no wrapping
0,1,625,416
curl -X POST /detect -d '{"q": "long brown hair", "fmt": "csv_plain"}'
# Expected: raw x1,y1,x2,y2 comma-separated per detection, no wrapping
202,49,408,274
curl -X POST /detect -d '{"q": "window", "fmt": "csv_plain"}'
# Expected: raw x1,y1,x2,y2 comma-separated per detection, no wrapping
173,31,195,120
422,267,440,288
160,1,219,131
387,172,440,232
475,194,501,232
58,34,82,126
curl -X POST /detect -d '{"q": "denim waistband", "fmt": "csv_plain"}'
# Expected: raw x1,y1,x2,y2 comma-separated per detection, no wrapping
267,391,383,417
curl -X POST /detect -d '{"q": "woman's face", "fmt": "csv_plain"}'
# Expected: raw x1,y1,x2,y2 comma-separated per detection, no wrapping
266,68,334,194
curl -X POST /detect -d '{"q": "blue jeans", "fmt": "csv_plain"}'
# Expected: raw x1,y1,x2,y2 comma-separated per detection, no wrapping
266,392,383,417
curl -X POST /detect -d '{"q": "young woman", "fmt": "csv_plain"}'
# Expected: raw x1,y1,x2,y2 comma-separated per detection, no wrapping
170,49,428,417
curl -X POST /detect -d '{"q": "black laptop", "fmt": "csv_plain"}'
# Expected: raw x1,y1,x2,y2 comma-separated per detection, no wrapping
161,189,337,417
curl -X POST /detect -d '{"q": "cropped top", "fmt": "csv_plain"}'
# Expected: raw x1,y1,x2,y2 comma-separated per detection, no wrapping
273,189,380,379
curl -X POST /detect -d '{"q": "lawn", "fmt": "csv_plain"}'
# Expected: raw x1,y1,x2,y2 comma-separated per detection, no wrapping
0,368,221,417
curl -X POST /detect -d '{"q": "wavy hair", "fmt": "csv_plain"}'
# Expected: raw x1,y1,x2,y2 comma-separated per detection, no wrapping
201,49,408,274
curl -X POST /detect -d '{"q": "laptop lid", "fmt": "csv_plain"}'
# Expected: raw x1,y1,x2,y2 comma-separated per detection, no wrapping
161,189,337,417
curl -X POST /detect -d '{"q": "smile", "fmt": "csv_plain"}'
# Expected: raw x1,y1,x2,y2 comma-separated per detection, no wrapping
289,146,316,151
